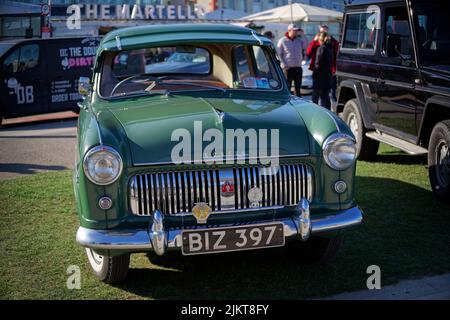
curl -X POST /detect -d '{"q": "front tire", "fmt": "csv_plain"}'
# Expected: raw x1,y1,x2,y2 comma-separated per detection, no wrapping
428,120,450,204
342,99,379,160
85,248,130,283
286,236,343,264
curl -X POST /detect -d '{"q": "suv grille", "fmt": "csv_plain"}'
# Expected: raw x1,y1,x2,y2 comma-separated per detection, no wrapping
129,164,313,216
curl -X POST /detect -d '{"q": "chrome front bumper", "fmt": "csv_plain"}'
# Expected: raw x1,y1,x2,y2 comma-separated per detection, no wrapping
76,200,363,255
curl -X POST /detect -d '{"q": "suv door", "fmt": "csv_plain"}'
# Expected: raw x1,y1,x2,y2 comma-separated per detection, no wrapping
0,42,46,118
376,4,421,139
338,7,381,119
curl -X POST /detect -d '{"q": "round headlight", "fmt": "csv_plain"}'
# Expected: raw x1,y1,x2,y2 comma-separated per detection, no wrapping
83,146,123,185
323,133,357,170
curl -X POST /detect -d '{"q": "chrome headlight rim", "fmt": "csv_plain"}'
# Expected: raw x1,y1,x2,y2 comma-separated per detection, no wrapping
83,145,123,186
322,133,357,171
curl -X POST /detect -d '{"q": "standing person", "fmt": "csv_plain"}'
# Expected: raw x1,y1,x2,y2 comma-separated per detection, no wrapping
262,30,275,43
312,32,333,109
277,24,304,97
306,25,339,100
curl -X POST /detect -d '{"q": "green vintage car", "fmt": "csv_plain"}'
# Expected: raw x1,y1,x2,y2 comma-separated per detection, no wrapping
74,24,363,283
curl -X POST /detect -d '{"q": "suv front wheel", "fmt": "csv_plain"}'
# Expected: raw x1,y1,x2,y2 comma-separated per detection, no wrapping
342,99,379,160
428,120,450,204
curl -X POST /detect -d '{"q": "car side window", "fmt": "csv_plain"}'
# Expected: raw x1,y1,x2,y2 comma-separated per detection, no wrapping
2,44,39,73
342,10,379,51
384,6,413,59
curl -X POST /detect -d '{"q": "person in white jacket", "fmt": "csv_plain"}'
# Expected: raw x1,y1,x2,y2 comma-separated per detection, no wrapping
277,24,306,96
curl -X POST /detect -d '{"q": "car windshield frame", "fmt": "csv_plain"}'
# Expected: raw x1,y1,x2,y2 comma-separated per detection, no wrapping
98,43,286,100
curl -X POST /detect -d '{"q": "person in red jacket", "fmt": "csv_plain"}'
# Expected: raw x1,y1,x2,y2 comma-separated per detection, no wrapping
306,25,339,101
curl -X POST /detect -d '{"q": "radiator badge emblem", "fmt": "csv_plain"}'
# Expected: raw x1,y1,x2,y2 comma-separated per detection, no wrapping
192,202,212,224
221,180,234,198
248,187,263,208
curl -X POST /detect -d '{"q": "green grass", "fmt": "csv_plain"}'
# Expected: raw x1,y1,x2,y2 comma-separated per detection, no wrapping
1,144,450,299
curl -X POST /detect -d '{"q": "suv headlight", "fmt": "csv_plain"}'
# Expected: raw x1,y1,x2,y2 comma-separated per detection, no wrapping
323,133,357,170
83,146,123,185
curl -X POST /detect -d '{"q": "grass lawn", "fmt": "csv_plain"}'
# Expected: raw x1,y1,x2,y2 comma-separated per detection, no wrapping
1,144,449,300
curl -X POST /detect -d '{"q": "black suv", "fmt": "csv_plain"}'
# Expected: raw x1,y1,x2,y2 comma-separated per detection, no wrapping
335,0,450,203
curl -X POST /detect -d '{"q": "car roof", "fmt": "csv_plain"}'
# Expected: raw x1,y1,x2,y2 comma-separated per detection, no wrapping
98,23,271,55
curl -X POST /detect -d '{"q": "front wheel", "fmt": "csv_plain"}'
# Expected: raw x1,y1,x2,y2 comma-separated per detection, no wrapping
428,120,450,204
286,236,343,264
342,99,379,160
85,248,130,283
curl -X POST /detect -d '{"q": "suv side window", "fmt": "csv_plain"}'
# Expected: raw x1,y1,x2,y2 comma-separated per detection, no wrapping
384,6,413,59
2,44,39,73
342,10,380,52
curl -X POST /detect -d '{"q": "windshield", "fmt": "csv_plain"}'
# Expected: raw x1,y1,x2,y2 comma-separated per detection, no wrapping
412,0,450,66
100,44,282,98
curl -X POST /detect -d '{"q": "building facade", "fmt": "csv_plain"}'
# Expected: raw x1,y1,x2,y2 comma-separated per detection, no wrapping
214,0,345,13
0,0,344,38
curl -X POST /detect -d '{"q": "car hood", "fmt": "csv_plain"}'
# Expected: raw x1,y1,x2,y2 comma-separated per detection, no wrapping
106,95,310,165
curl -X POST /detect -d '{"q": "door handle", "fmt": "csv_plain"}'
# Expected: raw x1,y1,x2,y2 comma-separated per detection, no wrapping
377,79,385,85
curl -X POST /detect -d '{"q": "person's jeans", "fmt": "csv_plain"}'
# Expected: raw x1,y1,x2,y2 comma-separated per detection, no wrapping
285,67,303,96
312,88,331,109
331,75,337,101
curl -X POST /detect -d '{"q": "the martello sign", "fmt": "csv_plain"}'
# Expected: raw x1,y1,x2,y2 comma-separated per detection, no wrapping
53,4,199,20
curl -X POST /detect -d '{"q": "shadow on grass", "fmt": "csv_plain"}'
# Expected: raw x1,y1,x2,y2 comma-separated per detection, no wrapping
369,153,428,166
112,176,450,299
0,163,68,175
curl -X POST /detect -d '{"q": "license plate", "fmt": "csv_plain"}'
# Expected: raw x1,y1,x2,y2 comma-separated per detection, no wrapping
181,223,285,255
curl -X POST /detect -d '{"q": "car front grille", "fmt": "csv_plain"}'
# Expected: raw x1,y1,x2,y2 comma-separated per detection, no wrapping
129,164,313,216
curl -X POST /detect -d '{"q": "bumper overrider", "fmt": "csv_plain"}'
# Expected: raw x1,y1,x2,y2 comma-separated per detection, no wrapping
76,199,363,256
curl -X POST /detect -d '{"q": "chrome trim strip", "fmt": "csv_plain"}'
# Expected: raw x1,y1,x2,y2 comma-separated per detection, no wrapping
251,31,264,45
132,153,310,167
76,205,364,251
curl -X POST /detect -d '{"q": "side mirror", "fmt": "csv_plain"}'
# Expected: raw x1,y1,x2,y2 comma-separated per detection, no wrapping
78,76,92,98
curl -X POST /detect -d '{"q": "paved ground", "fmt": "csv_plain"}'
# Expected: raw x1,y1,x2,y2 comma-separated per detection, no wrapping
0,119,77,180
324,273,450,300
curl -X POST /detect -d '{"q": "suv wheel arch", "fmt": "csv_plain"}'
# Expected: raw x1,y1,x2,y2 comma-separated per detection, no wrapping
336,79,375,130
418,97,450,148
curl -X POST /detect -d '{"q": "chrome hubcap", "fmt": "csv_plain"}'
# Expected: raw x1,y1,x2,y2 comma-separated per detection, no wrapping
435,139,450,188
86,248,104,272
348,113,359,142
90,249,103,265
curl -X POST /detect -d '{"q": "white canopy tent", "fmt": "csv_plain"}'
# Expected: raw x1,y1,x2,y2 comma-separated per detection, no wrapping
201,9,247,20
241,3,343,23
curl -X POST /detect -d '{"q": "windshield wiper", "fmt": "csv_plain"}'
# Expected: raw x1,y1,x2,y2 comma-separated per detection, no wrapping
110,74,168,97
108,90,170,100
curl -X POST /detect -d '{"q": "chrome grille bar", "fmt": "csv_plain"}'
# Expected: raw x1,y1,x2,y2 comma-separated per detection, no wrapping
129,164,314,216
